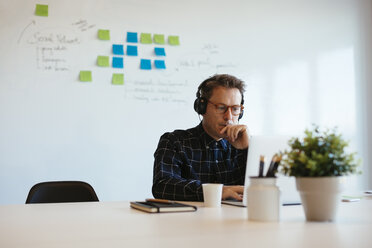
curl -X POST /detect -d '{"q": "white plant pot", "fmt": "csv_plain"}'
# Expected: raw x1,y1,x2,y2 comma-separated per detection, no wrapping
296,177,345,222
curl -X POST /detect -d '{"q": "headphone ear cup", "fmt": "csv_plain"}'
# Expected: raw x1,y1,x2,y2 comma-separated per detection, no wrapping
194,97,207,115
239,96,244,120
193,98,200,114
238,109,244,120
199,98,207,115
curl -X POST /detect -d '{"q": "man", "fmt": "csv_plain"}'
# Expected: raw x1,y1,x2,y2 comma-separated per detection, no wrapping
152,74,249,201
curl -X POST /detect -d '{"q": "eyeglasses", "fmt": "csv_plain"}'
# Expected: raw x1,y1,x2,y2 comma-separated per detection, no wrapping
207,101,244,116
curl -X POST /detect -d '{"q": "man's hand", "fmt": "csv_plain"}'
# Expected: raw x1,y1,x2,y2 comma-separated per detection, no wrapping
220,124,249,149
222,185,244,200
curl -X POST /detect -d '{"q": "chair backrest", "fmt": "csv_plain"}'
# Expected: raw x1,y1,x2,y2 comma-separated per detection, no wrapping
25,181,99,204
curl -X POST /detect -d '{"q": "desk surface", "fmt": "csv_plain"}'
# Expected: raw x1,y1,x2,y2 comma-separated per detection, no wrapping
1,199,372,248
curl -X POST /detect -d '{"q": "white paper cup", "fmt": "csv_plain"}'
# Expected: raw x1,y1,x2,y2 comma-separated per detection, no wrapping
202,183,223,207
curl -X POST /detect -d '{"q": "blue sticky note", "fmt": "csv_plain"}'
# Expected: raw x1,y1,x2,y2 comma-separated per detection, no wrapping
127,32,138,43
154,47,166,56
140,59,151,70
112,57,124,68
127,45,138,56
112,44,124,55
154,60,166,69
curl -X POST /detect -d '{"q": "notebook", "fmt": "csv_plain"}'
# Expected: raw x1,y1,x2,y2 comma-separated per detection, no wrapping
222,135,301,207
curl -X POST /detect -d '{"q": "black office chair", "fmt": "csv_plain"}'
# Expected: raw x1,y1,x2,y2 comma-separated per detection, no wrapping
25,181,99,204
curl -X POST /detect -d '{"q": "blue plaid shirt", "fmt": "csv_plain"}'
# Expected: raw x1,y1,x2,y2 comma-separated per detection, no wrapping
152,122,248,201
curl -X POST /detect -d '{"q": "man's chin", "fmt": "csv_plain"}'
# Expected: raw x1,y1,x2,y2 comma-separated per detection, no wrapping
216,129,228,139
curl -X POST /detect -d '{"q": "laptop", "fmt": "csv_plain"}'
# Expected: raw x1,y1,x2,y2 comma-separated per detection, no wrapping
222,135,301,207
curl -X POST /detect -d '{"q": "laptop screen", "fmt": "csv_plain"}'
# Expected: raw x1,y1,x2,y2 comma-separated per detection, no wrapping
241,135,300,206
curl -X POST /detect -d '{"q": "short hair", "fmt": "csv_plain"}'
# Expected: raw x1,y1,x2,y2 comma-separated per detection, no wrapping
197,74,246,101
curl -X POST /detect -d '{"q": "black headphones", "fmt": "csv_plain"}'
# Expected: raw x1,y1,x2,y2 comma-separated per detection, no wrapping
193,78,244,120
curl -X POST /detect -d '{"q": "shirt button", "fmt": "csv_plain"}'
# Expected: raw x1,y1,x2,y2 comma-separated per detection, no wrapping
206,146,209,149
216,160,218,163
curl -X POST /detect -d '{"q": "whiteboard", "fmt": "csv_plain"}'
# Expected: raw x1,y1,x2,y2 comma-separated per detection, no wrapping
0,0,361,203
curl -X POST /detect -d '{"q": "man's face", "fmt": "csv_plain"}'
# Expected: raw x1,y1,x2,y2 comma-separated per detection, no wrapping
202,86,242,140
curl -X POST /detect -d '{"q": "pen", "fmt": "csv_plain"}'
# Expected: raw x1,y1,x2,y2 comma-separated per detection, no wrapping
271,154,282,176
342,198,360,202
258,155,265,177
265,154,276,177
146,198,176,204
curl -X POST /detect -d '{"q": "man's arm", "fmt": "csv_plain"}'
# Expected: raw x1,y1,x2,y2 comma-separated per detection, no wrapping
219,124,249,200
152,133,203,201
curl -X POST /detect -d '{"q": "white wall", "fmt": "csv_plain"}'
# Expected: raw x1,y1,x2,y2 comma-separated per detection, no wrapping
0,0,370,204
355,0,372,189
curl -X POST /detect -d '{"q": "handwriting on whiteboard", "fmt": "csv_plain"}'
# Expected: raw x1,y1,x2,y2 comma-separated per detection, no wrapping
127,79,189,104
27,30,80,72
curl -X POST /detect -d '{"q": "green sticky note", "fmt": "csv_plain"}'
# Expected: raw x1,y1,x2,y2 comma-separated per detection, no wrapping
35,4,48,17
98,29,110,40
112,73,124,85
80,71,92,82
140,33,152,44
154,34,165,44
168,35,180,46
97,56,109,67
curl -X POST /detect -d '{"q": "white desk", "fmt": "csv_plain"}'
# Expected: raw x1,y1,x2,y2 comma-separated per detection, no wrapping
0,199,371,248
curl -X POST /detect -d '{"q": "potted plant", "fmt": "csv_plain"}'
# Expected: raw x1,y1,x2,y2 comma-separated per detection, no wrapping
280,126,359,222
